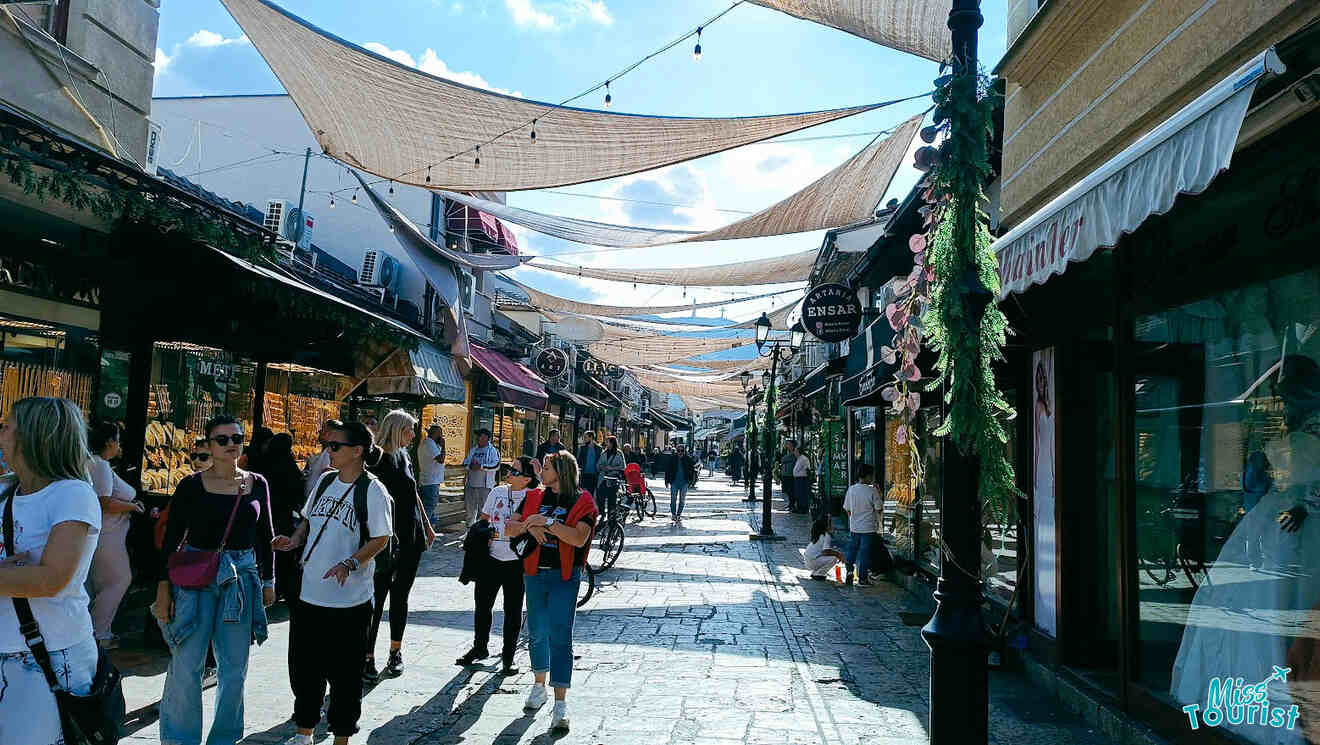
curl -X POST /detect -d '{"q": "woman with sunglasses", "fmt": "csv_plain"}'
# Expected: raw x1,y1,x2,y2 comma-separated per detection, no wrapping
364,410,435,681
505,452,597,733
87,421,143,650
155,414,277,745
457,455,539,675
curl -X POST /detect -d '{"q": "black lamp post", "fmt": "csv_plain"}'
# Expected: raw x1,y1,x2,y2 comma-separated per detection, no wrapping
919,2,991,744
741,372,762,502
749,312,804,541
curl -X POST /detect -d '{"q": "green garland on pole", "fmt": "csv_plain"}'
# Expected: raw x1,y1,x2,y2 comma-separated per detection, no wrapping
923,70,1019,530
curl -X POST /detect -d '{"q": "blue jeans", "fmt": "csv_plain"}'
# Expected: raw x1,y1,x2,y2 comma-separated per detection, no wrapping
670,481,688,518
159,549,265,745
845,531,875,579
524,567,581,689
419,484,441,524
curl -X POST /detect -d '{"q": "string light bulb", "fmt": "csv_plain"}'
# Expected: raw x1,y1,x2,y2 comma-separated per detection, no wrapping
425,165,432,184
351,189,358,204
329,195,335,209
693,27,702,61
388,222,395,233
474,145,481,168
388,181,395,198
530,119,537,142
604,80,612,108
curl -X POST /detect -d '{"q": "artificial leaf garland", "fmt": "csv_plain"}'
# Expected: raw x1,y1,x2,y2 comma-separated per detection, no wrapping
882,68,1019,556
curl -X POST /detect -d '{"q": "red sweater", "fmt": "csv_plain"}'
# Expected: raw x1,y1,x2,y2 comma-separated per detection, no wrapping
516,488,597,579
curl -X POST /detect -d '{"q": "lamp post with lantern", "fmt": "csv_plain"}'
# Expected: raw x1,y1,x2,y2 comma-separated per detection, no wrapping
749,312,804,540
739,370,764,503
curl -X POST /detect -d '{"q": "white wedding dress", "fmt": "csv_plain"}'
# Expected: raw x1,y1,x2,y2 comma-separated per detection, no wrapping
1170,431,1320,744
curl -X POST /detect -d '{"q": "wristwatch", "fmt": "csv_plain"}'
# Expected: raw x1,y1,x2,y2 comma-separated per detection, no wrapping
341,557,360,571
544,517,558,528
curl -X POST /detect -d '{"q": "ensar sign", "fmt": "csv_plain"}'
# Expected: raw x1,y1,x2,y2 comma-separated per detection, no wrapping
801,283,862,344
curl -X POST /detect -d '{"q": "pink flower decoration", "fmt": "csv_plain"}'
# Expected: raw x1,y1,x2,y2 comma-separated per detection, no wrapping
908,392,921,411
880,385,900,403
887,304,909,331
880,345,897,364
902,363,922,382
909,234,926,253
895,424,908,445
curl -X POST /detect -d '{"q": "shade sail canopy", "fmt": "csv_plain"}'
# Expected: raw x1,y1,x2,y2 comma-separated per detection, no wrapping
471,344,548,410
437,115,921,249
503,276,798,318
992,49,1283,299
364,341,465,402
749,0,953,63
535,249,817,287
222,0,896,192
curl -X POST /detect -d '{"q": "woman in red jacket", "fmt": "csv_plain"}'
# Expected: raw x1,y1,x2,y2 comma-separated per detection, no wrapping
505,451,596,733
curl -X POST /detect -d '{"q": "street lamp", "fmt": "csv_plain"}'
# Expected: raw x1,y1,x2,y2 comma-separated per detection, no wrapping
742,383,762,502
748,316,803,541
740,369,752,391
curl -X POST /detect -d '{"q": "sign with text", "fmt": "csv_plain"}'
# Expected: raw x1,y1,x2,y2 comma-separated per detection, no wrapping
581,357,624,379
801,283,861,343
534,347,568,379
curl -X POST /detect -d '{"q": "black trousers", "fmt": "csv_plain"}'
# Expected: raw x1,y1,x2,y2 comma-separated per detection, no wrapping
368,539,425,651
473,558,525,661
291,600,372,737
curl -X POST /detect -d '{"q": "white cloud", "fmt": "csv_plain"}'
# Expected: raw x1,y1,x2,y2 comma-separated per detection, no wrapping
570,0,613,25
363,41,417,67
451,1,464,12
153,47,173,78
505,0,557,30
184,29,249,48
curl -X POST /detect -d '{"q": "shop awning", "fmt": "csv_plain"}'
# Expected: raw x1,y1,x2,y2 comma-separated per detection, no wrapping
993,48,1284,299
470,343,548,410
447,202,518,254
584,376,624,406
212,248,427,341
561,390,610,412
363,341,465,402
693,426,729,441
647,410,679,431
842,318,898,407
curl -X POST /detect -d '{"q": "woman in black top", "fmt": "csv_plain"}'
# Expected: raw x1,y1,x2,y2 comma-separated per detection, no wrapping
153,414,276,745
363,410,436,681
256,432,305,603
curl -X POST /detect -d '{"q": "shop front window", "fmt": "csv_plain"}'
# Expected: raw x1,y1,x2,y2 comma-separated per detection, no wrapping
884,414,917,563
0,317,98,422
1140,267,1320,739
917,407,944,574
986,390,1019,607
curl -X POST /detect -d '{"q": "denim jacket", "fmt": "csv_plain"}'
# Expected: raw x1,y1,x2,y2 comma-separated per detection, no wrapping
163,548,269,647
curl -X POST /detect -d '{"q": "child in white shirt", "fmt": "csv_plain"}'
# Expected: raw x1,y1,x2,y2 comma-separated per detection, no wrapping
804,516,844,580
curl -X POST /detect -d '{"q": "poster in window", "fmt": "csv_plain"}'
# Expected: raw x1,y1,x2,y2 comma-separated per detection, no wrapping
1033,347,1058,637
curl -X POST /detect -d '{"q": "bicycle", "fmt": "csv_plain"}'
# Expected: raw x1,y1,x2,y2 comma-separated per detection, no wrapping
589,476,626,573
1137,489,1214,590
577,564,596,608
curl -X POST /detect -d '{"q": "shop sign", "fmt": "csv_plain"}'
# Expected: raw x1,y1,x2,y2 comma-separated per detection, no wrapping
802,283,862,343
103,392,122,409
581,358,624,379
857,366,882,399
534,347,569,379
197,359,233,381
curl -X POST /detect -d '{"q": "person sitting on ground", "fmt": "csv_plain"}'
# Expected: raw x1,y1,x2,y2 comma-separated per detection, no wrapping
805,516,845,581
842,464,884,586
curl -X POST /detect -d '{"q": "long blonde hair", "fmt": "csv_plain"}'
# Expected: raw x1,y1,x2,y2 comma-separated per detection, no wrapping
546,451,580,497
377,409,417,454
7,397,92,484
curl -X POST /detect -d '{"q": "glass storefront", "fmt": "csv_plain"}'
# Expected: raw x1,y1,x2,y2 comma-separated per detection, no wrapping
1136,266,1320,739
0,315,99,423
986,389,1020,606
265,363,347,470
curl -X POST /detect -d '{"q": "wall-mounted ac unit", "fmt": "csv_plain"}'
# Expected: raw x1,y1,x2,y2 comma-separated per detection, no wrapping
264,199,314,249
359,249,401,290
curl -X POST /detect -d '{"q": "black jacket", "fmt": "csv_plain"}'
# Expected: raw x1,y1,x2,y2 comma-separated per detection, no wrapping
366,448,424,546
536,441,566,461
664,454,698,486
576,443,602,472
459,520,495,585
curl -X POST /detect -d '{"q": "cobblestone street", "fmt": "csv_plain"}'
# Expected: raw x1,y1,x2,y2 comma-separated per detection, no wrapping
118,478,1118,744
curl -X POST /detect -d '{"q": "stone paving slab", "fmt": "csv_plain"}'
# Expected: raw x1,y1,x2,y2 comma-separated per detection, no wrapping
113,477,1118,744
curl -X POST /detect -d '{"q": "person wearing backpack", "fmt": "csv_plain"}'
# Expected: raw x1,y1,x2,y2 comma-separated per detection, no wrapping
363,411,435,682
273,421,392,745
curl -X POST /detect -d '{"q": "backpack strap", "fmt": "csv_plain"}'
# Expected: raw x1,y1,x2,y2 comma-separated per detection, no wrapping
352,472,372,549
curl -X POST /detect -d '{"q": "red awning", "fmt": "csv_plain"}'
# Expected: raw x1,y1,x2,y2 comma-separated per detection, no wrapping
498,221,519,255
470,343,548,410
446,201,515,253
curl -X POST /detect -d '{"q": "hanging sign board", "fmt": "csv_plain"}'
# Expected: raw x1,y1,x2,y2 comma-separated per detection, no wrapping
581,357,624,379
534,347,568,379
801,283,862,343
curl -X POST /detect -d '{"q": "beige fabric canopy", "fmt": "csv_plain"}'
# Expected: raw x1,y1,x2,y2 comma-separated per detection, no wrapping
222,0,893,192
534,249,817,287
588,335,754,365
630,373,745,399
749,0,953,62
503,276,798,317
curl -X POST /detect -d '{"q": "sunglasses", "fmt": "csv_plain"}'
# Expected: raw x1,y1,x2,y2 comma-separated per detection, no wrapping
190,453,211,462
326,441,359,452
211,434,245,446
508,469,526,478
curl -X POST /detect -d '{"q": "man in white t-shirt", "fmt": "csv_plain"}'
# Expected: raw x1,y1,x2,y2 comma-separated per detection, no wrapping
462,428,500,526
418,425,446,526
275,421,392,745
842,464,884,586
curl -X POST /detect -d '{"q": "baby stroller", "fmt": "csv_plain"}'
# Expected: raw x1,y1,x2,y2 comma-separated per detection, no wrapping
623,462,658,522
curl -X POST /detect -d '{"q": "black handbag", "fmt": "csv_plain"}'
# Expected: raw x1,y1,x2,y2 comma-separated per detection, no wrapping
4,484,126,745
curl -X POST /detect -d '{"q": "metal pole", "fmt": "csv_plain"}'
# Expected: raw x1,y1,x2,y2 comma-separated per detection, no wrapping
744,392,757,502
294,146,311,243
920,1,988,743
752,353,784,541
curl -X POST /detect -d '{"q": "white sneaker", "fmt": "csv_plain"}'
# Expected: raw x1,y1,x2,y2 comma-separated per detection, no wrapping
281,734,313,745
524,684,548,710
550,701,570,731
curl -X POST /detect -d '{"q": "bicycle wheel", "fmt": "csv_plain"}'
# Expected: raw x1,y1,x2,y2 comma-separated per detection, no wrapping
631,494,646,523
645,489,657,518
599,520,625,571
576,566,596,608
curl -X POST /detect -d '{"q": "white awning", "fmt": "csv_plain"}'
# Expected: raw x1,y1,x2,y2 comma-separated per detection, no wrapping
993,48,1285,299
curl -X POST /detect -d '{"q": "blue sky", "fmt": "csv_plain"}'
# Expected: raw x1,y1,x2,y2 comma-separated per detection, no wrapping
154,0,1008,318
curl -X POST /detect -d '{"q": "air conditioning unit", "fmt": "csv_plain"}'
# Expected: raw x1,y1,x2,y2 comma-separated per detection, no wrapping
264,200,314,249
359,249,401,290
144,120,163,177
